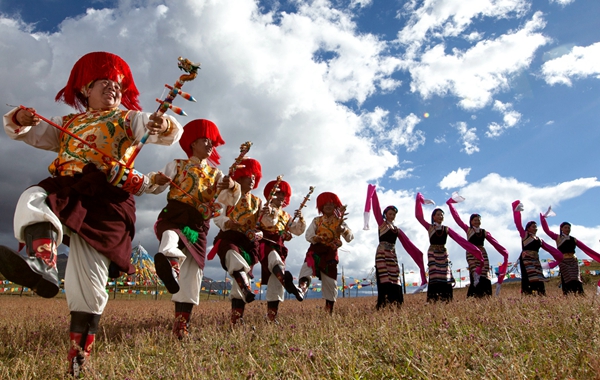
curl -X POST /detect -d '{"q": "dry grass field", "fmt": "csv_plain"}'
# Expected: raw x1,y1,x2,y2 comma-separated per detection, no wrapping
1,280,599,379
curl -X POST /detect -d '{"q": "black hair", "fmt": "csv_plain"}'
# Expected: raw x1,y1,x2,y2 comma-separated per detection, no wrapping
431,208,444,224
469,213,481,227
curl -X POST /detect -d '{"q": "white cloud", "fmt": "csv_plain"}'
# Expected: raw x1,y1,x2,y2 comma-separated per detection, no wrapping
455,121,479,154
397,0,530,51
350,0,373,8
549,0,574,5
541,42,600,86
434,135,447,144
406,12,549,110
390,167,415,180
458,174,600,215
391,160,417,181
359,106,388,133
465,31,484,42
387,113,426,152
361,108,426,153
486,100,522,137
287,1,403,105
439,167,471,189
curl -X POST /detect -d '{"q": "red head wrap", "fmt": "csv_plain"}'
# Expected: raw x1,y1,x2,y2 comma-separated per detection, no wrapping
179,119,225,165
231,158,262,189
263,180,292,207
316,192,342,214
55,51,141,112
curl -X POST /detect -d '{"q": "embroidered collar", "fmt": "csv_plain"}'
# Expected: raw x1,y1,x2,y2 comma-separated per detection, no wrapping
86,107,119,116
189,156,207,168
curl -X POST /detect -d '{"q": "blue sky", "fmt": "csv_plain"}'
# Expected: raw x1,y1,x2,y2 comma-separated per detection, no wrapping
0,0,599,284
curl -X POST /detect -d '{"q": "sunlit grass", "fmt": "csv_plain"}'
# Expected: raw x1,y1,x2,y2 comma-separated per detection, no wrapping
1,280,599,379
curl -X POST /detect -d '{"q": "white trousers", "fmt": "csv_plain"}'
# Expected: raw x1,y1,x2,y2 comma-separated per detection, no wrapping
224,250,251,302
298,262,338,302
265,250,285,302
15,186,109,314
159,230,203,305
14,186,64,244
65,234,110,314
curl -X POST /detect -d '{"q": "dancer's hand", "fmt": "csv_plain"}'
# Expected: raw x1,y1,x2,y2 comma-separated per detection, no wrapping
15,107,40,127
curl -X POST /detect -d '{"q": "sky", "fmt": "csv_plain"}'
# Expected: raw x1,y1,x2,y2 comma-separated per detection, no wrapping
0,0,599,286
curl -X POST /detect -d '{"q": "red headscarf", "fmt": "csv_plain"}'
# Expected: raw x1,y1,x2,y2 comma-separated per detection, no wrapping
231,158,262,189
179,119,225,165
263,180,292,207
316,192,342,214
55,51,141,112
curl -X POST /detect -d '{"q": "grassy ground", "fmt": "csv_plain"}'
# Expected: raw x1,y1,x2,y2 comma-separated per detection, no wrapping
0,280,599,379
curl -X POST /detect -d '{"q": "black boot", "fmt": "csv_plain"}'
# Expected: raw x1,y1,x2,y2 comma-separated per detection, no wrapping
68,312,101,378
232,270,255,304
266,301,279,323
173,302,193,340
154,252,180,294
270,265,300,299
0,222,59,298
325,300,335,315
278,268,303,301
231,298,246,326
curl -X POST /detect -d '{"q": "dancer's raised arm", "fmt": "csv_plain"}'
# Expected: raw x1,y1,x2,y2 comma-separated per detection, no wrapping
415,192,430,229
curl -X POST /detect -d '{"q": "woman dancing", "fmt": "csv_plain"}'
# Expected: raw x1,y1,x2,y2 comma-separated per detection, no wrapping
416,193,484,302
540,207,600,295
512,200,562,295
446,193,509,297
364,184,426,308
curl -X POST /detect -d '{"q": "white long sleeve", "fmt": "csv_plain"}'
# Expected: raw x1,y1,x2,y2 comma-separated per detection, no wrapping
4,107,183,150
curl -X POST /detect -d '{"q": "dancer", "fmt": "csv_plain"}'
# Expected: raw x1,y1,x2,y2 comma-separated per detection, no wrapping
540,207,600,295
446,193,510,297
257,179,306,322
209,157,263,325
296,192,353,314
415,193,484,302
148,119,239,339
512,200,562,295
364,184,426,309
0,52,183,376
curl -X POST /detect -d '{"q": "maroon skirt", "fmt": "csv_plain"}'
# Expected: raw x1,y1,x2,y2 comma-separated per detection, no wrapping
211,230,259,277
305,243,339,280
258,230,288,284
155,199,210,270
38,164,136,274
